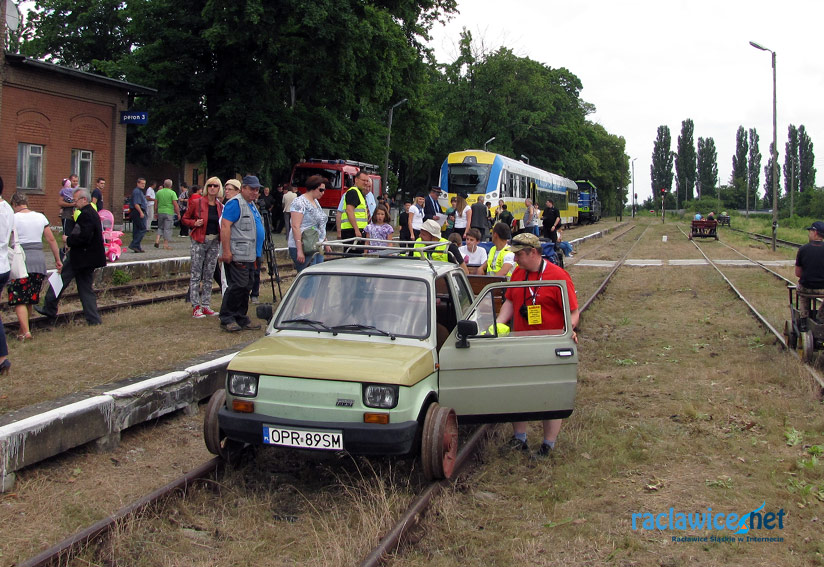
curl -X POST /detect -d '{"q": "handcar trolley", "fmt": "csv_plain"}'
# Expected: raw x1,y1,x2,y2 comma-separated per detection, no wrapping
688,219,718,240
784,285,824,363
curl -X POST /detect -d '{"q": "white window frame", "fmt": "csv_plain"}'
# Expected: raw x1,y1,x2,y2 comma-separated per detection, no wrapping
71,149,94,189
17,143,44,190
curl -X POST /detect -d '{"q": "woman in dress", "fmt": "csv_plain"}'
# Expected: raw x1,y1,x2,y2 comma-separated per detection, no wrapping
454,192,471,239
10,193,62,341
289,175,331,272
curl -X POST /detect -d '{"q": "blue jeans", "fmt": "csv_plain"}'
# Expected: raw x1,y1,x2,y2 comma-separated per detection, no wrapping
558,241,573,257
131,214,147,250
289,247,324,272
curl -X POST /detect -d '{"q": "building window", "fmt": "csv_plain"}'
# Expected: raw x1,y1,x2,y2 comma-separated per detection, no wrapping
71,149,94,189
17,143,44,190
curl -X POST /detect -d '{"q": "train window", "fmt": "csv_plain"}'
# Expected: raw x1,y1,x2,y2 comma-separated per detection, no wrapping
447,164,491,194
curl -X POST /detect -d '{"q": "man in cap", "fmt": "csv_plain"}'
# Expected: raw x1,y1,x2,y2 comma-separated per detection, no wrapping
412,219,467,273
218,175,265,332
496,232,579,457
795,221,824,329
423,186,443,222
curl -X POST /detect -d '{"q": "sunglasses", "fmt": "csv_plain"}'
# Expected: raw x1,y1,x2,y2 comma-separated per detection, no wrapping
207,183,219,188
318,187,326,192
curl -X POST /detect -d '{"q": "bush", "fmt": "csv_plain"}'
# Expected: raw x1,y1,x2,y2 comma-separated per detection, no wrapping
111,269,131,286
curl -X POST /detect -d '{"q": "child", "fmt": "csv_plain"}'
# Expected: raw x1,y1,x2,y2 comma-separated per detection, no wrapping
556,228,573,257
366,206,394,252
459,228,488,274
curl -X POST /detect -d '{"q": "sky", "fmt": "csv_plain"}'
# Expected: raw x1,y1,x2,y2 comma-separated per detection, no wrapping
427,0,824,204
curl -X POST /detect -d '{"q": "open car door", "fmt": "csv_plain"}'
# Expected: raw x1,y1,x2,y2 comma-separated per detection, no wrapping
437,280,578,423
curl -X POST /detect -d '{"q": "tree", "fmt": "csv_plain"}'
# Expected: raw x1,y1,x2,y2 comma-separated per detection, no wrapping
696,136,718,199
729,126,748,208
650,125,673,202
747,128,761,213
784,124,799,196
675,118,696,204
763,141,780,209
798,125,816,191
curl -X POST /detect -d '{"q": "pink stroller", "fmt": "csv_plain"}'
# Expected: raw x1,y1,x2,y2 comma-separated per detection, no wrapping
98,209,124,262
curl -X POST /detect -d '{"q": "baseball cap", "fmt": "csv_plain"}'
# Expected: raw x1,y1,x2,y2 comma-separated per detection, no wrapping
421,219,441,237
242,175,262,188
510,232,541,252
805,221,824,235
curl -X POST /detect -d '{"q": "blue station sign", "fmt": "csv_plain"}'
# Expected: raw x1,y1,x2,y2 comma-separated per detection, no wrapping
120,111,148,125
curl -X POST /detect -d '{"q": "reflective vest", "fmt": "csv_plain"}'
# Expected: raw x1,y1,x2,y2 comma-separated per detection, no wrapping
72,202,98,221
487,245,513,278
413,237,450,263
340,187,368,230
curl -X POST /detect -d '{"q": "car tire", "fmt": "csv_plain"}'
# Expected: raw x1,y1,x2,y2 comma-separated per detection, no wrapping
203,389,243,461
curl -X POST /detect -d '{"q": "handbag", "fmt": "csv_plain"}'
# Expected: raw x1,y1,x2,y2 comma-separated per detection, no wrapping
301,226,321,256
9,227,27,280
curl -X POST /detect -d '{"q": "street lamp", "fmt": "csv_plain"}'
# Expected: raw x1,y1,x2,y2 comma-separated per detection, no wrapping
631,157,637,218
383,98,408,196
520,154,529,164
750,40,778,251
483,137,496,151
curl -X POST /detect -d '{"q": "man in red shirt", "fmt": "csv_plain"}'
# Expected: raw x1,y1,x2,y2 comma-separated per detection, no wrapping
497,232,579,457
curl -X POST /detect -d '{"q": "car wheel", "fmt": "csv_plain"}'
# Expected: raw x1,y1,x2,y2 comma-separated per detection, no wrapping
203,390,243,461
421,403,458,480
802,330,815,363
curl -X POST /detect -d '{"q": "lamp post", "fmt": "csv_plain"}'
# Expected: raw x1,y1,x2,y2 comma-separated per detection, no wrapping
383,98,408,196
483,137,495,151
520,154,529,164
750,40,778,251
631,158,637,218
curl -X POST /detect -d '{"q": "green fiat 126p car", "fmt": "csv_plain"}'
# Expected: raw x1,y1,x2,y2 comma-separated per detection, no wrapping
204,254,578,479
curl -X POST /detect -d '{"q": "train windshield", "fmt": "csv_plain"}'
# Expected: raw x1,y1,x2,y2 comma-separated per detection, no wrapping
448,164,491,194
291,167,342,190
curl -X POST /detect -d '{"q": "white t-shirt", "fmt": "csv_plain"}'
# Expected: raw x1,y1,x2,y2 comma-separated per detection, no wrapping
409,205,424,230
14,211,49,244
145,187,156,213
453,205,471,229
0,200,14,273
459,244,488,267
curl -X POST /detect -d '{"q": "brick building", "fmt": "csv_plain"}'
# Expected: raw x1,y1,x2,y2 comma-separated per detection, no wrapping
0,9,154,224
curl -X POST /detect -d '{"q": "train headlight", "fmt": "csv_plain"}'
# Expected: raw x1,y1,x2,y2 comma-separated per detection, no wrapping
363,384,399,409
228,372,259,397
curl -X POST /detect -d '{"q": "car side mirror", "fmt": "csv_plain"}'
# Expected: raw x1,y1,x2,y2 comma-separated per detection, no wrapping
456,319,478,349
256,304,274,321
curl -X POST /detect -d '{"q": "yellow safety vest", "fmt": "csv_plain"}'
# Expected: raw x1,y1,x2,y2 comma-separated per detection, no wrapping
487,245,513,278
413,237,450,263
340,187,368,230
72,202,98,221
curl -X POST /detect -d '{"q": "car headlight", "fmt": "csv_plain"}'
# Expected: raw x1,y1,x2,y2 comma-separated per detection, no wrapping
363,384,399,409
228,372,259,397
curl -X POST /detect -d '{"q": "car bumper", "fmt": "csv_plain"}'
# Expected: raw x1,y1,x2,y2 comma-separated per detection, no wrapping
219,408,420,455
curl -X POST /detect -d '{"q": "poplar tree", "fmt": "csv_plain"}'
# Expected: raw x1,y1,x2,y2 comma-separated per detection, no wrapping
784,125,799,196
798,125,816,191
675,118,696,203
651,125,674,200
730,126,748,208
696,137,718,198
747,128,761,211
763,142,780,209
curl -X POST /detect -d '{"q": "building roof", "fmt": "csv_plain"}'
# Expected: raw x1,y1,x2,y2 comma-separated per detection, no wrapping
4,53,156,95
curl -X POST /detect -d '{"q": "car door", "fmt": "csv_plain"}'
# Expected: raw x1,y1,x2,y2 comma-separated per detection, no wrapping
437,280,578,423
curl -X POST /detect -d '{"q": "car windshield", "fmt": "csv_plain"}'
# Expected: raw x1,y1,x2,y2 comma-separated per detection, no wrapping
275,274,430,339
448,163,491,194
291,167,342,190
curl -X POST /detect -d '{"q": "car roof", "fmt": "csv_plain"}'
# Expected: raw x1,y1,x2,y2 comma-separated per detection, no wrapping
301,256,458,279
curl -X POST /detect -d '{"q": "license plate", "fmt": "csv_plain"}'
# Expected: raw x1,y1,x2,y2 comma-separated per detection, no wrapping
263,425,343,451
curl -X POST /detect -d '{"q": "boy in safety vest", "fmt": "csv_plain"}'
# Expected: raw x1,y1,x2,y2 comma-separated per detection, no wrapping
412,219,468,274
484,222,515,278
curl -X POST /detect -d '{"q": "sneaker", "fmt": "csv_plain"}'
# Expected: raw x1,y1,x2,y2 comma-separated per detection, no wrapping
192,306,206,319
200,307,218,317
505,436,529,452
534,442,554,458
221,322,242,332
241,322,262,331
251,296,260,304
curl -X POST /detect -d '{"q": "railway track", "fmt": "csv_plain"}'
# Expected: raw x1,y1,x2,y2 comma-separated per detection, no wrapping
16,224,650,566
727,226,803,249
678,224,824,391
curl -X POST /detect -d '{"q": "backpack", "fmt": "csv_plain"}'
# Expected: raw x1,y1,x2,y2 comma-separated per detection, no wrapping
541,241,563,268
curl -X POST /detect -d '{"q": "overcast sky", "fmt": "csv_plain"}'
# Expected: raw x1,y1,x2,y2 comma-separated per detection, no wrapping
428,0,823,204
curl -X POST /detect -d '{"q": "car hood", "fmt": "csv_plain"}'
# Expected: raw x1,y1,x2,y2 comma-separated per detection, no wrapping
228,335,436,387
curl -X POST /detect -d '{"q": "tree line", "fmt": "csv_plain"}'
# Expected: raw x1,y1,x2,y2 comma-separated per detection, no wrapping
648,118,817,217
14,0,629,211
